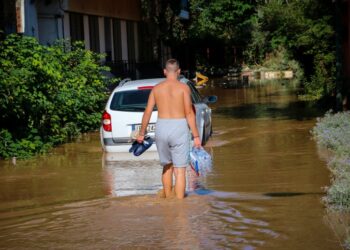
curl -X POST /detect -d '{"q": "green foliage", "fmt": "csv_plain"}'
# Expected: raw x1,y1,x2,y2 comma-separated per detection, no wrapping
0,129,51,159
300,58,336,101
189,0,336,100
345,237,350,250
189,0,255,45
325,157,350,209
312,111,350,157
313,112,350,203
243,0,336,100
250,46,303,78
141,0,187,43
0,34,112,159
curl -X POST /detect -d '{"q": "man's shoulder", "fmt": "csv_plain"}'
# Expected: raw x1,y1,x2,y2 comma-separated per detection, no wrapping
155,79,189,92
153,81,165,91
168,79,185,87
154,80,168,87
176,81,190,92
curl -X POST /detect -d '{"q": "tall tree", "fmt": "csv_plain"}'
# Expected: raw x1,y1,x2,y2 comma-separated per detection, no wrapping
190,0,256,44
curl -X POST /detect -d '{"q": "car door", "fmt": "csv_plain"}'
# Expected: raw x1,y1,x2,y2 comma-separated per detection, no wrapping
186,81,211,143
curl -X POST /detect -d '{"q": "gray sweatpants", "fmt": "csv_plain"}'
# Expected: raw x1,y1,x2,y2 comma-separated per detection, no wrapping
155,118,190,167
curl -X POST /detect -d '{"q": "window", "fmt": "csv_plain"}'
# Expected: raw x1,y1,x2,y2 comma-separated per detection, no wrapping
89,15,100,52
187,81,202,103
110,90,156,112
104,18,112,61
69,13,84,42
0,0,16,34
112,19,122,61
126,21,135,61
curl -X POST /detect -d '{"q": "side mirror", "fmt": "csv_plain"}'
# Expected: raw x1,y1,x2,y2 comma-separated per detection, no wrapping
203,95,217,104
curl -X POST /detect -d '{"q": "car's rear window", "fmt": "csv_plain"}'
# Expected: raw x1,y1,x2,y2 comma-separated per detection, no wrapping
110,89,155,112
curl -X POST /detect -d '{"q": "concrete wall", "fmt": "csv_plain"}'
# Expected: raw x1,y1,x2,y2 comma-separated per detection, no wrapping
24,0,39,38
23,0,65,45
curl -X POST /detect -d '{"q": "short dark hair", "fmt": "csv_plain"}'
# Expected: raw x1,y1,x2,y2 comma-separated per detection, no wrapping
165,59,180,71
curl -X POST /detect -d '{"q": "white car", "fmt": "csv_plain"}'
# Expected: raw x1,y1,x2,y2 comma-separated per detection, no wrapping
100,77,217,154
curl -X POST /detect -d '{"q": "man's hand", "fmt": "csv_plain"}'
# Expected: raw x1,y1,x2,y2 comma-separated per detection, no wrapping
194,137,201,148
137,134,144,143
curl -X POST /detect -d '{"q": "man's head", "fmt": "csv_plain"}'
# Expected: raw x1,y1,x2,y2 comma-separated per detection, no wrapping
164,59,180,78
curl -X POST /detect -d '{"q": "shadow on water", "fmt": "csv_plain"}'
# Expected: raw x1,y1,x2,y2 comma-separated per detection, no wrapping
194,190,325,198
263,192,325,197
215,101,326,120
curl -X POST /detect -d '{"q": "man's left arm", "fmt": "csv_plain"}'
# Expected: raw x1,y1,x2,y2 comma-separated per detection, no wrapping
137,90,155,142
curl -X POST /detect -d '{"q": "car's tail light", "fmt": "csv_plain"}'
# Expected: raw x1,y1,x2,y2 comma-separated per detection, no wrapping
102,111,112,131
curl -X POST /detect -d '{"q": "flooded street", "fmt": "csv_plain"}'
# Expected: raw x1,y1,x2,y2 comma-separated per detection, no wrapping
0,82,341,249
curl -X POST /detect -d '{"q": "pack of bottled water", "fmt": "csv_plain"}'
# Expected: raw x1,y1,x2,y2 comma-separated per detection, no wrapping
190,147,212,176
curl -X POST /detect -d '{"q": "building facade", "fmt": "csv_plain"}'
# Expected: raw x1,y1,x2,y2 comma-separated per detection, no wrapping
1,0,161,79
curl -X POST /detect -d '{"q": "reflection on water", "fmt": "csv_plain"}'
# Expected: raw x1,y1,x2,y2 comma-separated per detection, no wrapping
102,157,205,197
0,82,341,249
102,159,163,197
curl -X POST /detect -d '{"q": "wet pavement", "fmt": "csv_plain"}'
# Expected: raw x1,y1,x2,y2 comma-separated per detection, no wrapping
0,81,341,249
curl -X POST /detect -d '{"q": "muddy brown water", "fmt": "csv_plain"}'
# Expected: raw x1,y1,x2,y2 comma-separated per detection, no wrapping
0,82,341,249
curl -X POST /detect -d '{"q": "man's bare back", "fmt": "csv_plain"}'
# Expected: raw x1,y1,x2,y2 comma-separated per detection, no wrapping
152,79,189,119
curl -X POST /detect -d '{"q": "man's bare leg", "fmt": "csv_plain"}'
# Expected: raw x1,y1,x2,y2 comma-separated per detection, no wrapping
174,167,186,199
162,163,173,198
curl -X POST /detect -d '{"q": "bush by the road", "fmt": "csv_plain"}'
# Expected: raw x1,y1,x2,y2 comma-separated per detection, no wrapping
313,111,350,248
313,112,350,159
0,34,114,159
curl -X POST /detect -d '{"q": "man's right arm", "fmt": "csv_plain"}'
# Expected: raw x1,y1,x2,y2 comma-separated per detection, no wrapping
183,86,201,148
137,90,155,143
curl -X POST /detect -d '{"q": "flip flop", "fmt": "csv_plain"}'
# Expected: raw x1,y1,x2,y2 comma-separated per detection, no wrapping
129,136,154,156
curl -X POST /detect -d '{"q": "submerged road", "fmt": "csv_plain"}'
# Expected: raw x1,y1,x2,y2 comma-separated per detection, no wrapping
0,82,341,249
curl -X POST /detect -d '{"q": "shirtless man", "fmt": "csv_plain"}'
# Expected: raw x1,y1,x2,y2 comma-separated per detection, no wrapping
137,59,201,199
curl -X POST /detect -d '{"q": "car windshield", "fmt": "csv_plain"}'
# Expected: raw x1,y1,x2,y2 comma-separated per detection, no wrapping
110,89,156,112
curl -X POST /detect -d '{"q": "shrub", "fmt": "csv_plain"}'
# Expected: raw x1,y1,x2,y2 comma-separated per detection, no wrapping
325,160,350,210
0,34,115,159
313,112,350,207
313,111,350,247
312,111,350,157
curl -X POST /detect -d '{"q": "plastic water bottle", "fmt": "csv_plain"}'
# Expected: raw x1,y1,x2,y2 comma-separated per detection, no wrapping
190,147,212,176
